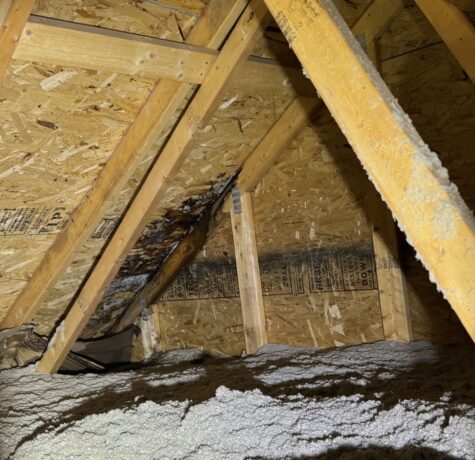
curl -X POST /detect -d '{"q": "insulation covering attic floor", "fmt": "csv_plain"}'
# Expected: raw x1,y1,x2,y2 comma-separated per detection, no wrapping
1,340,474,459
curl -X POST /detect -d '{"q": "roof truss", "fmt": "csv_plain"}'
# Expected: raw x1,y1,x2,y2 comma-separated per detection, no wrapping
262,0,475,340
36,0,271,373
1,0,473,371
0,0,248,331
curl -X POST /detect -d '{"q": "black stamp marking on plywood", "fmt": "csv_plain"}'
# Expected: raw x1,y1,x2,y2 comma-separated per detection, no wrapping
307,248,377,293
0,207,70,236
161,246,377,302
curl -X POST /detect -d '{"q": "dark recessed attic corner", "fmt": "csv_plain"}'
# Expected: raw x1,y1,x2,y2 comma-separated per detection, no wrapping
1,0,474,458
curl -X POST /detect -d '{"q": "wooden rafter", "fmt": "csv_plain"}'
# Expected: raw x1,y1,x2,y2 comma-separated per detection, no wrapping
14,14,292,86
262,0,475,341
367,190,413,341
36,0,270,373
415,0,475,82
16,16,220,84
0,0,36,79
0,0,247,331
113,96,319,333
113,3,412,334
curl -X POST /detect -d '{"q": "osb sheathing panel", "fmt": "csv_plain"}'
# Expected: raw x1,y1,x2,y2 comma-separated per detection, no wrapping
1,0,313,335
155,118,384,354
28,81,299,337
380,10,475,342
153,1,474,353
379,1,441,61
32,0,203,39
157,212,246,356
0,61,154,317
252,121,384,348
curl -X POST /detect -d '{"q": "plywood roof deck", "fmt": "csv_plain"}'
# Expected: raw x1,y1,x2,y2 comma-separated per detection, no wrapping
0,0,474,371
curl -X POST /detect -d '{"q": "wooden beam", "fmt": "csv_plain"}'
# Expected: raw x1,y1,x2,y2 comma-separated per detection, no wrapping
16,16,217,84
263,0,475,341
353,1,413,342
0,0,247,331
367,189,413,341
36,0,270,373
230,189,267,353
351,0,407,73
415,0,475,82
14,14,303,89
0,0,36,79
113,96,319,333
113,210,211,333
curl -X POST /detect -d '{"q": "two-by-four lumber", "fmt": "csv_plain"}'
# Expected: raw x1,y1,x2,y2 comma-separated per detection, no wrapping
230,189,267,354
15,15,220,85
36,0,270,373
415,0,475,82
0,0,247,331
0,0,36,79
352,0,413,342
263,0,475,341
366,190,413,341
14,14,305,89
113,96,319,333
113,210,211,333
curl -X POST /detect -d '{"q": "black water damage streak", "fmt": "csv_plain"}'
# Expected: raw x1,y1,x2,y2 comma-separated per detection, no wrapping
82,178,231,339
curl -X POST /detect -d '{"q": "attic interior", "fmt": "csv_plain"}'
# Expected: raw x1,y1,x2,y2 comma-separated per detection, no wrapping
1,0,475,458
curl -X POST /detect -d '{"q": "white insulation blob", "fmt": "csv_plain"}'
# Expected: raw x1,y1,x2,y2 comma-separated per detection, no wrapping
1,340,474,459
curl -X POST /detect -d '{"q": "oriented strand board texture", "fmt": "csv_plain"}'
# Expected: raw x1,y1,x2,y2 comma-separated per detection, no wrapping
158,213,246,356
0,0,207,326
0,61,153,318
1,0,306,337
154,0,474,353
156,117,385,354
252,121,384,348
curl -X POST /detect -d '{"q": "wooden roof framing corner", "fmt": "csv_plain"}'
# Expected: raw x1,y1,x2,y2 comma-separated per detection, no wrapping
0,0,36,79
113,96,320,333
415,0,475,82
262,0,475,341
0,0,247,331
36,0,271,373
